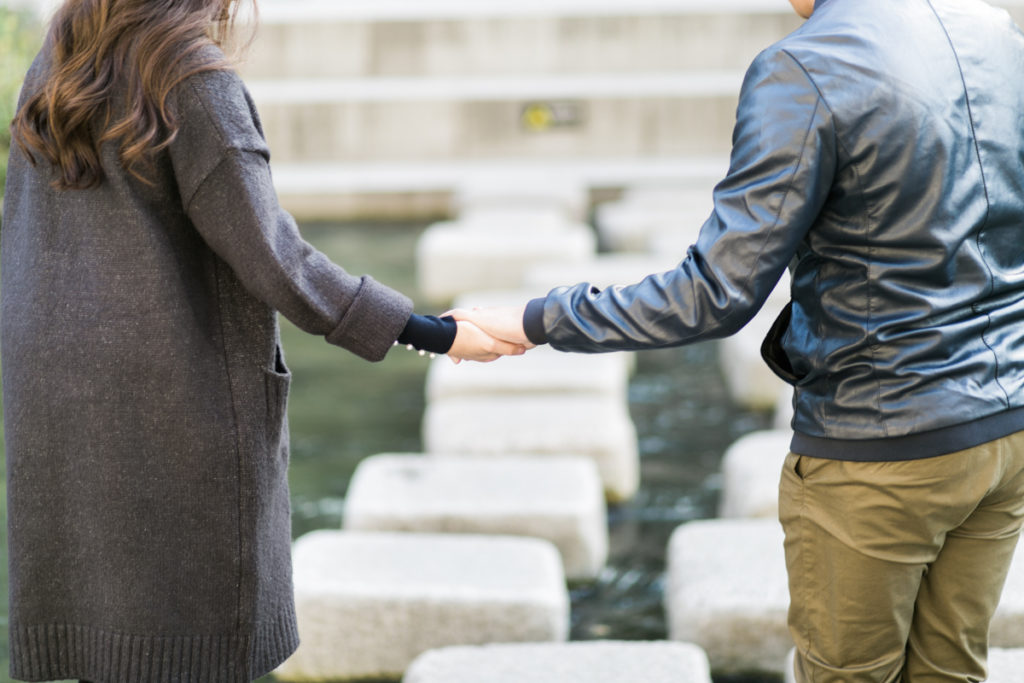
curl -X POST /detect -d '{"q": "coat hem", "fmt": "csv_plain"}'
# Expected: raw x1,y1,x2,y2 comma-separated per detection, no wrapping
9,608,299,683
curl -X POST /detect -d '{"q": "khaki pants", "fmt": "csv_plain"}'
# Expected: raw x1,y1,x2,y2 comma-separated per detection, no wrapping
779,430,1024,682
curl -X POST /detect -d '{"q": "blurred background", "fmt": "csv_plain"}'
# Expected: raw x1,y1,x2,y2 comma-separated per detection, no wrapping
3,1,1024,682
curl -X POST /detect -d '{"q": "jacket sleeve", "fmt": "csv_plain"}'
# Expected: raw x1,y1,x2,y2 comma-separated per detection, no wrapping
170,70,413,362
534,47,837,353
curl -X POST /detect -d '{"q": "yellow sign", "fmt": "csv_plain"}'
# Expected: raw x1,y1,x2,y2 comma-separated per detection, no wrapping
520,102,584,132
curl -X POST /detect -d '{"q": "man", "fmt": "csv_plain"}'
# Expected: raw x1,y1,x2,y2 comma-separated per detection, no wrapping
453,0,1024,679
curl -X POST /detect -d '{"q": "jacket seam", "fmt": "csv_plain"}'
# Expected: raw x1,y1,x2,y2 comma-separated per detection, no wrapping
778,49,866,435
925,0,1007,408
718,50,829,336
782,48,889,437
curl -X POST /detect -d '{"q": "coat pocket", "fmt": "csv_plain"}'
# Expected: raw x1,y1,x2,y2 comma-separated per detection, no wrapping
263,345,292,461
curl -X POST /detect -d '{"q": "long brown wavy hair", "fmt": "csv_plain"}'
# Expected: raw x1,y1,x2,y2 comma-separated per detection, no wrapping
11,0,254,190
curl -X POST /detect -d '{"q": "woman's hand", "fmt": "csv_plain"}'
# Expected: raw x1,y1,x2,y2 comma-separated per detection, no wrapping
447,320,529,364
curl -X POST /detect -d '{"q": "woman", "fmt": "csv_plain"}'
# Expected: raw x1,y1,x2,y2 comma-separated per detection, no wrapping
1,1,520,681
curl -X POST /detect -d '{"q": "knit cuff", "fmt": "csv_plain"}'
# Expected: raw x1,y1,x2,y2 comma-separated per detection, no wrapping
396,314,458,354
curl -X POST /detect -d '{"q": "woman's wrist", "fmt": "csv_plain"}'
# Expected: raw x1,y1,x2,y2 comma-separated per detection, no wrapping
395,314,458,355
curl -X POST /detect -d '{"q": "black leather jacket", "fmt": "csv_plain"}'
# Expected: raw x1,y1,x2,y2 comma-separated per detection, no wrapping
525,0,1024,460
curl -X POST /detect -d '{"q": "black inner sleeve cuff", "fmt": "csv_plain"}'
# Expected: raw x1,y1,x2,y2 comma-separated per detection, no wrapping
396,314,458,354
523,298,549,346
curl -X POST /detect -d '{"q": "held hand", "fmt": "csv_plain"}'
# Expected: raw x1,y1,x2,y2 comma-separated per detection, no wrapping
447,320,528,364
444,305,535,348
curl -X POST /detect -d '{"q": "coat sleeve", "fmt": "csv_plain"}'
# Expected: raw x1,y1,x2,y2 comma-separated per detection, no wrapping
169,69,413,362
534,47,837,353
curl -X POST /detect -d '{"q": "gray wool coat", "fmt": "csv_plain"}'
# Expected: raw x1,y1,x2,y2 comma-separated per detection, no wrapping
1,49,413,682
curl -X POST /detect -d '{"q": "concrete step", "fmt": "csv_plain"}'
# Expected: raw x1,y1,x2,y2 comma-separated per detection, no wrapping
403,641,712,683
276,530,569,681
426,344,631,402
665,519,791,675
343,454,609,580
668,516,1024,676
270,156,726,221
243,1,801,80
415,217,596,304
249,72,741,165
422,394,640,502
717,430,791,519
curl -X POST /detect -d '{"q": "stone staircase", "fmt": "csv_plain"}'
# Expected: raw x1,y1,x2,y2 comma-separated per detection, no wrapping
244,0,1024,219
241,0,804,218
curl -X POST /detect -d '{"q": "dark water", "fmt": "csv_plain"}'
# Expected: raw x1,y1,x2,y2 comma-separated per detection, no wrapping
0,221,781,682
277,222,782,682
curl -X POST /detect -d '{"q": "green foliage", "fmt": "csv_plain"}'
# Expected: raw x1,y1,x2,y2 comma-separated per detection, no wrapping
0,7,42,201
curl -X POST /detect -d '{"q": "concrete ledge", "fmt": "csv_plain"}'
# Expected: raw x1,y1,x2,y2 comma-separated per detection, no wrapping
272,157,726,195
254,0,1024,21
717,430,791,519
246,72,745,104
403,641,712,683
255,94,737,165
243,6,800,81
271,158,728,221
665,519,791,674
343,454,608,580
276,530,569,681
423,395,639,502
255,0,810,23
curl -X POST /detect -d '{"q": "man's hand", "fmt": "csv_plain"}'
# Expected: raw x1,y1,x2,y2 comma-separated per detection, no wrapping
447,320,528,364
444,305,535,349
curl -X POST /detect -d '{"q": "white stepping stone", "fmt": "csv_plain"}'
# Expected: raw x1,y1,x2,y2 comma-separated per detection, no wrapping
596,186,713,253
783,647,1024,682
717,430,791,519
416,220,596,304
990,649,1024,682
453,174,590,224
423,395,639,502
343,454,608,580
426,344,630,402
276,530,569,682
773,384,794,430
403,641,712,683
717,272,791,410
665,519,792,674
451,288,558,310
523,253,681,292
